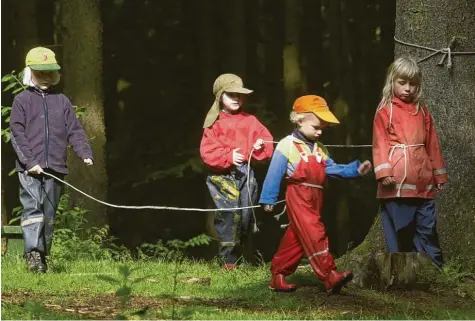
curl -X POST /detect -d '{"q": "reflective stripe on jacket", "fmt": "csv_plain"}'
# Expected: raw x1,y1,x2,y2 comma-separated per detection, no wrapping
372,97,448,199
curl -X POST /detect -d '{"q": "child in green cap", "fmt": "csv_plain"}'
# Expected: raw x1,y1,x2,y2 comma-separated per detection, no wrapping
10,47,94,272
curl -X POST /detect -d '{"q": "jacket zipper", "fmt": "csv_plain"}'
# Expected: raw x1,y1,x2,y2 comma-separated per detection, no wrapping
42,93,50,168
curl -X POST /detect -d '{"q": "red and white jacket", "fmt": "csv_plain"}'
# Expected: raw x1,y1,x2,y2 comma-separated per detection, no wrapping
200,111,274,173
372,97,448,199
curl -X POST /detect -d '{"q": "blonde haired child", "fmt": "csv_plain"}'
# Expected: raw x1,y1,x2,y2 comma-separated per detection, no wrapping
10,47,93,272
372,56,448,267
260,95,372,294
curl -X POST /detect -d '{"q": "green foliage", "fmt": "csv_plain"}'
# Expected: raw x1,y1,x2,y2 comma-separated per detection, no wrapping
23,300,47,320
97,265,150,320
1,70,25,143
137,233,213,261
50,193,132,266
7,206,23,225
435,257,475,288
2,255,475,320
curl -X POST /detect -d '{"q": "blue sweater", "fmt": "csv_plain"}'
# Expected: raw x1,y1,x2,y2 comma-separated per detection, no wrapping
259,133,361,205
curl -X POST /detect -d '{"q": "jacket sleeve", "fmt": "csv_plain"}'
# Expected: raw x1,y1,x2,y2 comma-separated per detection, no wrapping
325,157,361,179
259,142,288,205
10,98,37,169
251,118,274,161
424,109,448,184
200,126,233,171
64,97,93,160
372,109,393,180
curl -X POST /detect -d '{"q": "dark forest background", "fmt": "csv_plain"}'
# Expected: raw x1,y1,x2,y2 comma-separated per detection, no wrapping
2,0,396,261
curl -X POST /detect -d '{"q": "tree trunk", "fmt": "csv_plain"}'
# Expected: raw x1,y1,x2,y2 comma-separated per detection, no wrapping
220,0,246,77
283,0,305,109
394,0,475,267
350,0,475,269
263,0,285,134
190,0,219,242
59,0,108,229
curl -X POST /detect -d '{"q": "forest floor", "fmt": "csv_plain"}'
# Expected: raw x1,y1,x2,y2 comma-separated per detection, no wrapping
2,247,475,320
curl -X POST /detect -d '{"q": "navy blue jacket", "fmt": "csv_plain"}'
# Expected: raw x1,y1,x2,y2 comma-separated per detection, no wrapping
10,87,93,174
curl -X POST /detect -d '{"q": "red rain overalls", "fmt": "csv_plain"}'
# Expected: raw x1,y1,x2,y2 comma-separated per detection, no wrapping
270,142,336,281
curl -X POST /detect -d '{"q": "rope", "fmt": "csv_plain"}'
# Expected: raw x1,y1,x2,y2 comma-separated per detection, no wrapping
247,141,278,231
42,171,285,212
325,144,372,148
40,140,371,217
388,143,424,197
394,36,475,69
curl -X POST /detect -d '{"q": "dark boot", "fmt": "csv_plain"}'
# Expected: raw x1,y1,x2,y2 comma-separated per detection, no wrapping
324,270,353,294
269,274,297,292
38,252,47,273
24,250,46,273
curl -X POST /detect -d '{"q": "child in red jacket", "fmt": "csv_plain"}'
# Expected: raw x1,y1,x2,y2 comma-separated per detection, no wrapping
372,57,448,267
200,73,274,269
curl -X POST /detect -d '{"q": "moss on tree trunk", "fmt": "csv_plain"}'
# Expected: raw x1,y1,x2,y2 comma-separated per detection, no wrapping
340,0,475,286
59,0,108,228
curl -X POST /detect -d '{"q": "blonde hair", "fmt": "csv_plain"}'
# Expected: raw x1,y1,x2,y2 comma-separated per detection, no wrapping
290,111,313,124
377,56,423,113
22,67,61,87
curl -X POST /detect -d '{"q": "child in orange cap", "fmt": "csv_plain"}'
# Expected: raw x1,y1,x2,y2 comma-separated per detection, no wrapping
259,95,372,294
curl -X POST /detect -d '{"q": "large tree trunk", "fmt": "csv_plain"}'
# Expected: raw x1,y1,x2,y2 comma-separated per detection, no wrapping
350,0,475,269
189,0,219,243
394,0,475,267
59,0,108,229
220,0,246,77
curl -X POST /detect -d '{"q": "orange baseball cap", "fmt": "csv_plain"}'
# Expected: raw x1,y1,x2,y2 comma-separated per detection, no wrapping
292,95,340,124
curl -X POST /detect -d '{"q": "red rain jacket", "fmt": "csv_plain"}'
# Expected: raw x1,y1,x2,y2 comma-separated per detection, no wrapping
372,98,448,199
200,111,274,173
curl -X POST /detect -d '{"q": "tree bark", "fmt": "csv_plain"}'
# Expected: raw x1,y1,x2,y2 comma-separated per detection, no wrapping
283,0,306,109
352,0,475,267
220,0,246,77
59,0,108,229
394,0,475,267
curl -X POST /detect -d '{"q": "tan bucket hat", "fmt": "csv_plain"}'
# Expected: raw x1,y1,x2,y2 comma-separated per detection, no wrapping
203,73,253,128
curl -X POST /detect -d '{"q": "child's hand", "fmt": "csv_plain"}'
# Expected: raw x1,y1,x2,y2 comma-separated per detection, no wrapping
380,176,396,186
263,204,274,212
232,148,245,166
358,160,372,176
436,183,445,191
83,158,94,166
253,138,265,150
28,164,43,175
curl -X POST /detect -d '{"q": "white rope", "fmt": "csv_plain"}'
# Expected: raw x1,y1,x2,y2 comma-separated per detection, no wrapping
389,143,424,197
247,140,281,232
41,140,371,214
42,171,285,212
273,205,287,221
394,36,475,69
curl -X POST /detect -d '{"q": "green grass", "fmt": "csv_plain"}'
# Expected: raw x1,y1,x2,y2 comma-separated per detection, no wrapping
2,250,475,320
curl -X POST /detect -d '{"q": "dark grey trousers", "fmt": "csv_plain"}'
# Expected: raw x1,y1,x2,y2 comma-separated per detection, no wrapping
18,171,63,255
